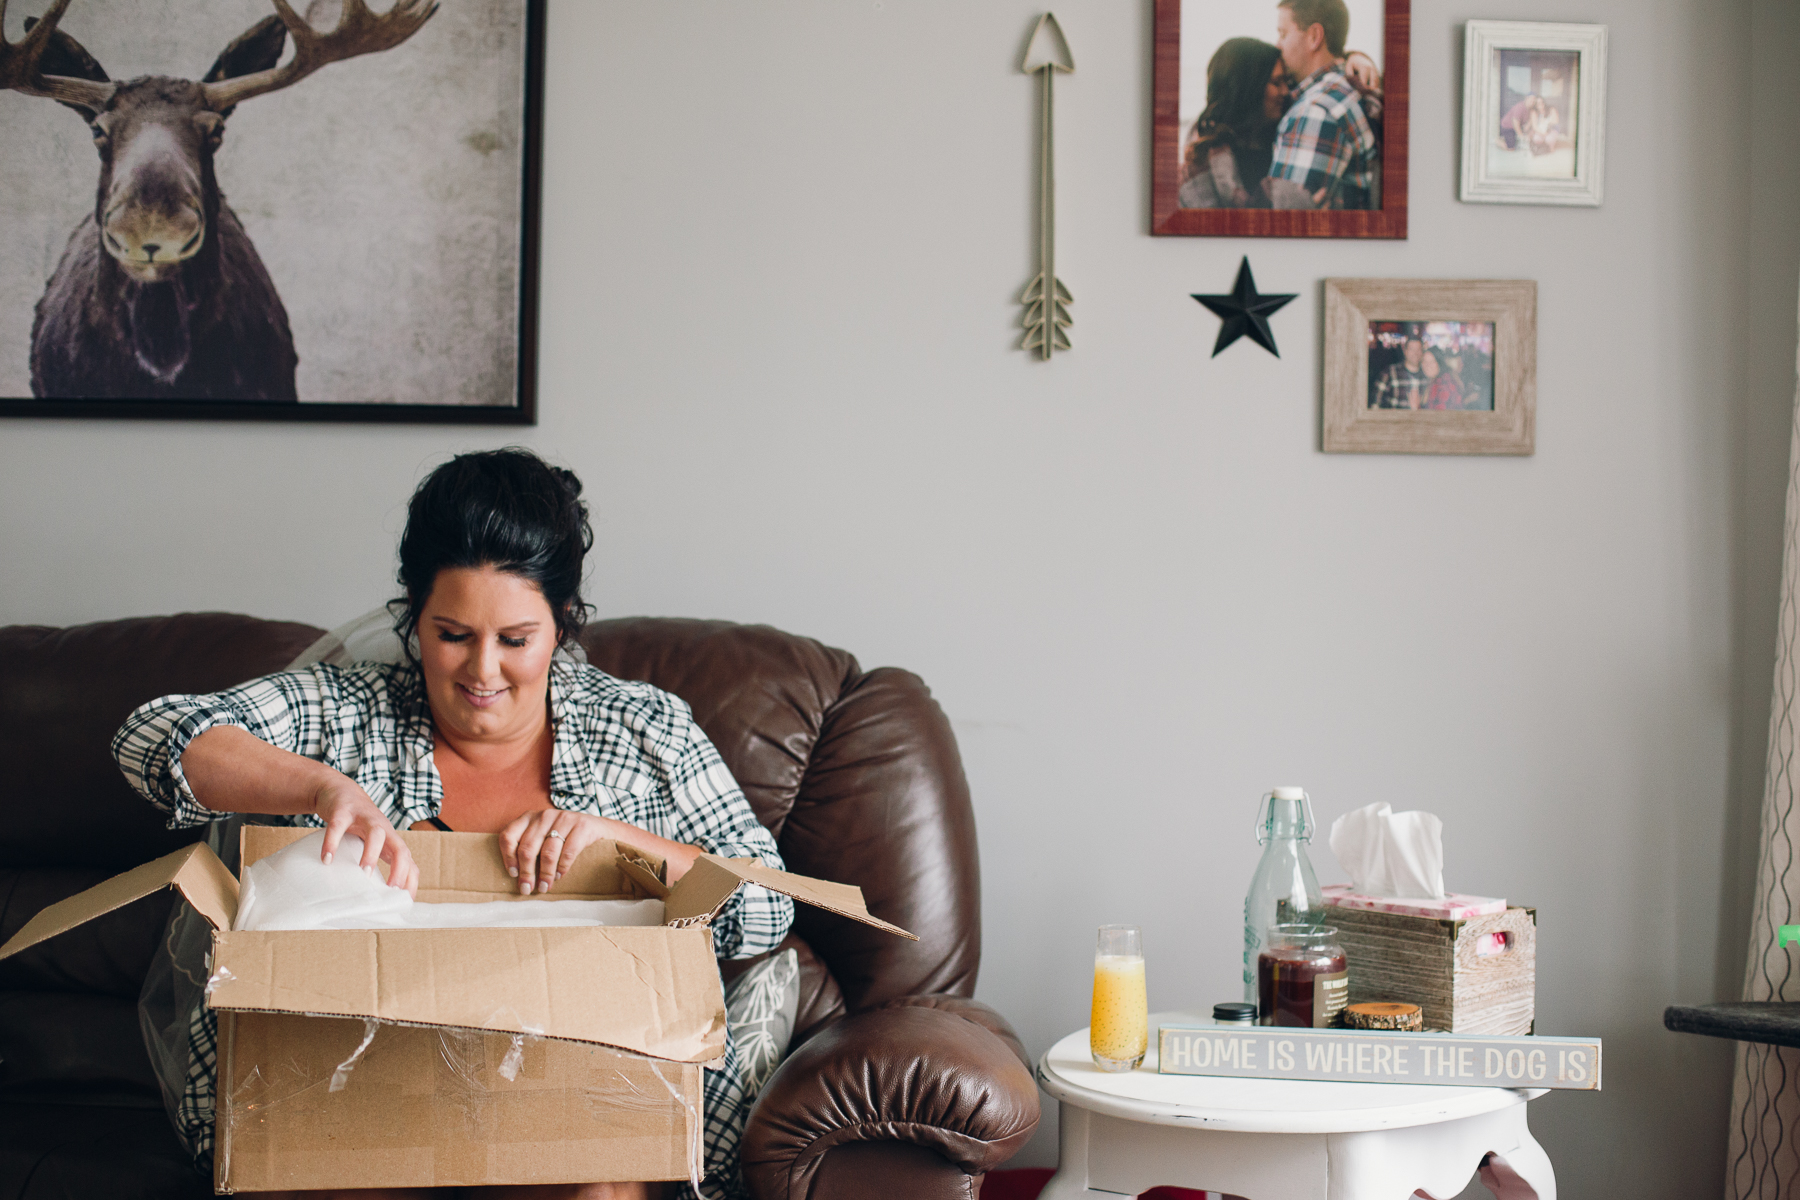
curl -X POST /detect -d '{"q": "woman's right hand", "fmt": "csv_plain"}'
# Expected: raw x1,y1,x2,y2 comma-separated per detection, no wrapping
314,778,419,895
1343,50,1382,93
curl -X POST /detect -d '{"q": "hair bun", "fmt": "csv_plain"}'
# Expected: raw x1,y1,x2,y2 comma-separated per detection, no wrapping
392,448,595,661
550,465,584,500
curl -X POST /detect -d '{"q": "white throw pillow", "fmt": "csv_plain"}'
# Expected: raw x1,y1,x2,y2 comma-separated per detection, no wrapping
724,949,801,1096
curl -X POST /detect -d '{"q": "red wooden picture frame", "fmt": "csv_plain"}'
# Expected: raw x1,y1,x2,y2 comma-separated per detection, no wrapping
1152,0,1409,239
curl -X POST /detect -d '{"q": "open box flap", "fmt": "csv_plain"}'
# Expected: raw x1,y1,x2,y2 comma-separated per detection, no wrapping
0,841,239,963
665,855,918,940
207,923,728,1064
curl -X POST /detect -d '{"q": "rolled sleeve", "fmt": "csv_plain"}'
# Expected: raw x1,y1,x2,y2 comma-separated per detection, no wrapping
110,670,329,830
653,695,795,961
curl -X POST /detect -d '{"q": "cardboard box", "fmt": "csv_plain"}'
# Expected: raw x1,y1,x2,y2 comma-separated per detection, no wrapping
0,826,913,1192
1324,900,1536,1035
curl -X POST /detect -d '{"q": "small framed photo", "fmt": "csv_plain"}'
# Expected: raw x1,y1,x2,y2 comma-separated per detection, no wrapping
1459,21,1606,207
1323,279,1536,455
1151,0,1410,239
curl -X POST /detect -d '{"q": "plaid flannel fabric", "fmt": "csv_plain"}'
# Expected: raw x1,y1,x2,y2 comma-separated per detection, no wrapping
1268,66,1379,210
114,660,794,1198
1371,362,1429,410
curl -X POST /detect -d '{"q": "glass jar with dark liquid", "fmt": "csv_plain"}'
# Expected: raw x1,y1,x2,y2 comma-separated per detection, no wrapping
1257,923,1348,1027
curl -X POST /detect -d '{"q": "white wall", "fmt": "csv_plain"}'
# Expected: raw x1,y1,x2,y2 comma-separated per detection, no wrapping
1,2,1793,1196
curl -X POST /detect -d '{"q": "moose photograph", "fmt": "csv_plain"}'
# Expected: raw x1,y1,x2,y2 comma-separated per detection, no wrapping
0,0,540,418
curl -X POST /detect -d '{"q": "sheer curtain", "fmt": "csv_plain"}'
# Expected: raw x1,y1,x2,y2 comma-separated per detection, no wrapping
1729,297,1800,1196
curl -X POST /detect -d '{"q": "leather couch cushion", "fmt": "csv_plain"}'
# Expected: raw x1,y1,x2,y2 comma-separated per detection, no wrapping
584,619,981,1011
0,615,323,870
781,666,980,1010
0,1103,204,1200
581,618,859,841
0,870,175,996
810,1142,979,1200
0,991,162,1105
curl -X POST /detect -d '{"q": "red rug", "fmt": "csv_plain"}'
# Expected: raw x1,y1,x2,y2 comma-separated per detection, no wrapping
982,1169,1217,1200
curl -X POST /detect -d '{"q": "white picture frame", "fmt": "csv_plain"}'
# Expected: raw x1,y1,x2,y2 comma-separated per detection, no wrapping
1459,21,1607,207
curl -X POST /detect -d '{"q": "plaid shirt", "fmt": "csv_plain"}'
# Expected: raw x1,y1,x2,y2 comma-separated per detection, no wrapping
1371,361,1430,410
114,660,793,1200
1269,66,1379,210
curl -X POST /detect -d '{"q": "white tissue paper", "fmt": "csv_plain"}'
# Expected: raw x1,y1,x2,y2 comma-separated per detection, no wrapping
1328,801,1446,900
233,831,666,931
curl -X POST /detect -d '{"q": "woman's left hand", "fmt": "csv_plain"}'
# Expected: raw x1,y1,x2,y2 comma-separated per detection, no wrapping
500,808,706,894
501,808,605,895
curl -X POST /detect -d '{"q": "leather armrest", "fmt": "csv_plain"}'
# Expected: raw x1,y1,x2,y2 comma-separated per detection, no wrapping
740,996,1040,1200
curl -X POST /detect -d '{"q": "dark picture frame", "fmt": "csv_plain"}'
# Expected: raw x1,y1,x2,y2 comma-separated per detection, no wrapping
1152,0,1409,239
0,0,545,423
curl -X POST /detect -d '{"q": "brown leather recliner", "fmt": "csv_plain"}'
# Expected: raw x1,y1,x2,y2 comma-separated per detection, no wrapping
0,613,1039,1200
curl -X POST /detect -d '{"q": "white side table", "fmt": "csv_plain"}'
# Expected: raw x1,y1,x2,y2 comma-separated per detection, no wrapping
1037,1015,1555,1200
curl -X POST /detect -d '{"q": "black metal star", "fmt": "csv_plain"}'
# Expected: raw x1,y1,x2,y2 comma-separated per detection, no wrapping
1192,257,1297,358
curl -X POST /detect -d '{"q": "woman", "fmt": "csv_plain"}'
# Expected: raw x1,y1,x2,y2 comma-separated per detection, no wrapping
1499,93,1544,151
113,449,791,1200
1178,37,1287,209
1420,345,1441,399
1423,348,1465,411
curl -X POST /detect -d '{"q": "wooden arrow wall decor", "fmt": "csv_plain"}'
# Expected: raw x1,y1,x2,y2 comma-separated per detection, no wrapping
1019,13,1074,360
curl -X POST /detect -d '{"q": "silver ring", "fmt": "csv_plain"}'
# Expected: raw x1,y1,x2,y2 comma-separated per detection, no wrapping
548,829,565,840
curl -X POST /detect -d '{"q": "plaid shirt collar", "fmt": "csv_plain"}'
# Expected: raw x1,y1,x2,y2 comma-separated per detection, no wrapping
1292,64,1347,100
390,659,603,821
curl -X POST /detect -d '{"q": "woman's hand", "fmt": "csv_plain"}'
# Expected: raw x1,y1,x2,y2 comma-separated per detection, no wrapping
315,778,419,895
502,809,603,895
1343,50,1382,93
500,809,704,895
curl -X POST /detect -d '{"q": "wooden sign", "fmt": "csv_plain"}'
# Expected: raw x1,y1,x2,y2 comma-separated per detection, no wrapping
1157,1025,1601,1091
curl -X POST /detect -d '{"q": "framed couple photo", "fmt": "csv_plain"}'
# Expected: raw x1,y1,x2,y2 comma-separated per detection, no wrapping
1151,0,1409,238
1460,21,1608,207
1322,279,1537,456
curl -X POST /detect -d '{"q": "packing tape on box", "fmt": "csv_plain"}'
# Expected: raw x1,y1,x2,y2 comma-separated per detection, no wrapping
329,1018,380,1092
480,1007,546,1083
222,1016,705,1195
648,1058,706,1195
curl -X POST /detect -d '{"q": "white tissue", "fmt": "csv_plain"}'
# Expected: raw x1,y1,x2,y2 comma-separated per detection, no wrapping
233,831,666,931
1328,801,1446,900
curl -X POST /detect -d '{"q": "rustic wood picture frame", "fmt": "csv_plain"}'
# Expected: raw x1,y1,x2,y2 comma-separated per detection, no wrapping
1460,21,1607,208
1323,278,1536,455
1151,0,1409,239
0,0,545,424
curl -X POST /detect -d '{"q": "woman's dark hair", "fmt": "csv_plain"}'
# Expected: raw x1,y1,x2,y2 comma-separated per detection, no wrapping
392,448,593,660
1187,38,1284,190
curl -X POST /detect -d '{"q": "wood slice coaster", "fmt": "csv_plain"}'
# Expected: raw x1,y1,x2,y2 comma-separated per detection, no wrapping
1344,1001,1423,1031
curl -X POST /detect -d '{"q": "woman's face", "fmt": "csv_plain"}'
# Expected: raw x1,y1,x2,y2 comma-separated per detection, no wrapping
1263,61,1290,123
1422,350,1441,379
417,565,559,744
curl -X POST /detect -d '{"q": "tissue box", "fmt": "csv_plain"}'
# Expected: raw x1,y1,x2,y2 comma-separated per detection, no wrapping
1324,899,1536,1035
1322,884,1506,921
0,826,914,1192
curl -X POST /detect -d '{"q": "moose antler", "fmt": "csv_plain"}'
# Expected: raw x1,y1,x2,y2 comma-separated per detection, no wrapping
0,0,113,109
200,0,438,112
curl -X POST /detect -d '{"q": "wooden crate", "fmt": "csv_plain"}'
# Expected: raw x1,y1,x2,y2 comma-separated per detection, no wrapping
1325,904,1536,1035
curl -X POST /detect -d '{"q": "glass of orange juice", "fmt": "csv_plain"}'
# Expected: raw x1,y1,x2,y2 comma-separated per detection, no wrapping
1090,924,1147,1071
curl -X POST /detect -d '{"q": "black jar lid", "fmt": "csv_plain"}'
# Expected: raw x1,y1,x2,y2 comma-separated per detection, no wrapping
1213,1002,1258,1023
